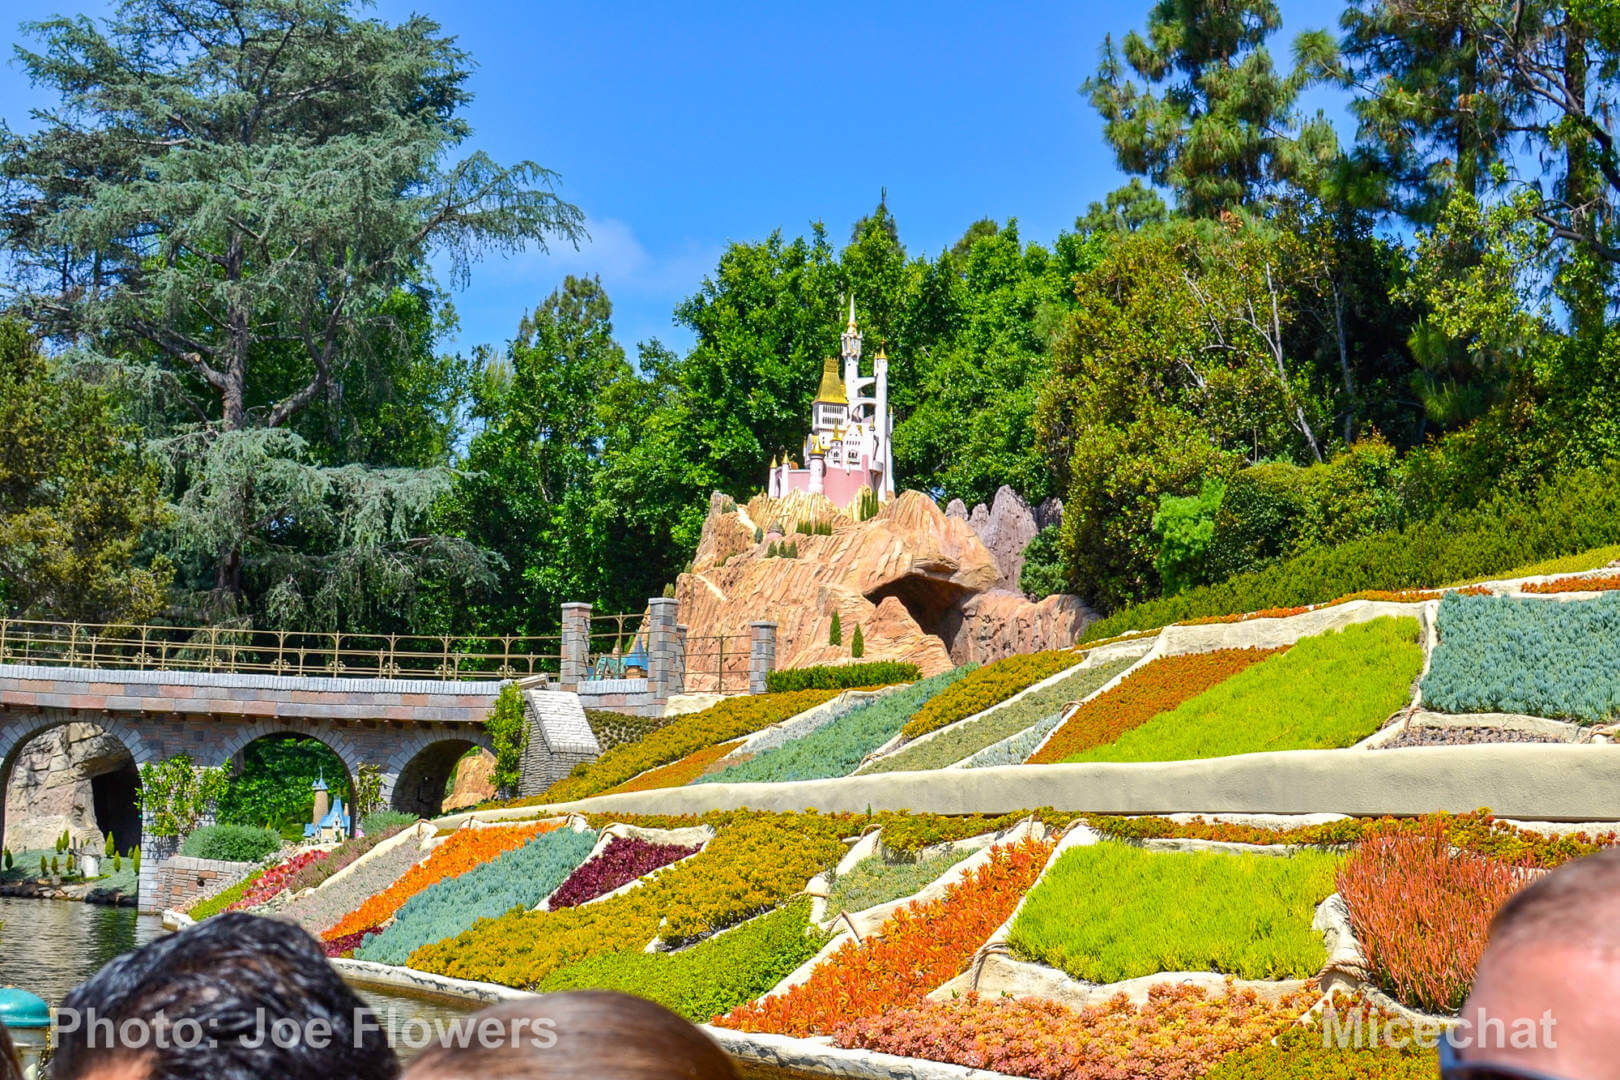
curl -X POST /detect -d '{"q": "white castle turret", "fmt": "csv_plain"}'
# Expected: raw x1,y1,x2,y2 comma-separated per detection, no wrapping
768,298,895,510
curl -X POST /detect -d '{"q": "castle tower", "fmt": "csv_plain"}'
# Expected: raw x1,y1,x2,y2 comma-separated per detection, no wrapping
311,771,330,830
841,295,862,394
874,346,894,497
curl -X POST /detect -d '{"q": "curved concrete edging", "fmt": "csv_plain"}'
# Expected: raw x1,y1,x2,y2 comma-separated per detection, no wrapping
508,743,1620,822
329,960,1026,1080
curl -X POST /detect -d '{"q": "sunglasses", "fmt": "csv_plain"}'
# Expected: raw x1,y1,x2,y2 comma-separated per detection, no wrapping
1439,1038,1581,1080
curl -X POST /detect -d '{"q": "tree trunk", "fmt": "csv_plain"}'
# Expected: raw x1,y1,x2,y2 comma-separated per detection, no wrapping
1562,11,1603,339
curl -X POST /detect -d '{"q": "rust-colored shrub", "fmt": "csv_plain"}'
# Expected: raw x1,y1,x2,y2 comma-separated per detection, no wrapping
605,739,743,794
1336,828,1530,1013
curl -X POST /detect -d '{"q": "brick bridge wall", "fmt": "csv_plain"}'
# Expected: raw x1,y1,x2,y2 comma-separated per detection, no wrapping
0,664,504,911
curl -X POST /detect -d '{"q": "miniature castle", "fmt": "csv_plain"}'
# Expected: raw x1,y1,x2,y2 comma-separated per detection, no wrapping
766,299,896,508
304,771,350,843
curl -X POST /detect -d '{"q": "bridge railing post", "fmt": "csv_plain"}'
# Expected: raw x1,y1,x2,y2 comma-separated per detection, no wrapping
560,603,591,690
749,621,777,696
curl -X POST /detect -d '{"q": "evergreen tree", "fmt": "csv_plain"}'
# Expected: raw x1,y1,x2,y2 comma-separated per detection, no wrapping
829,611,843,647
1084,0,1338,215
0,0,582,625
851,624,865,658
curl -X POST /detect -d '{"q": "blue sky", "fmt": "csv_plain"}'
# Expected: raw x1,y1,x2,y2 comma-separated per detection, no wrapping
1,0,1350,358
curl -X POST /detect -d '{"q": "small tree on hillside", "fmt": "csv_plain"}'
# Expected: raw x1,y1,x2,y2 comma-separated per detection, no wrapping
851,625,865,658
829,611,843,647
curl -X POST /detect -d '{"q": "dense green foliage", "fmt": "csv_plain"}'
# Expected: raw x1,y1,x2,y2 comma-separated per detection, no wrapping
697,668,971,784
215,738,352,839
484,685,530,792
867,656,1137,773
138,757,229,838
361,811,418,836
358,826,597,965
1424,594,1620,722
765,661,921,693
1008,843,1339,982
536,899,827,1022
1067,618,1421,763
179,825,282,864
1081,464,1620,641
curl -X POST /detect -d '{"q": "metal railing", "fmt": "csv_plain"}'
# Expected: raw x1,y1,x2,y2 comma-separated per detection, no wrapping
682,632,753,694
582,612,649,681
0,618,562,681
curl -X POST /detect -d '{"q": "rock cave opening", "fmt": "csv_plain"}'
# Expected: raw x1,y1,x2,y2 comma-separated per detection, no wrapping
391,739,487,819
4,723,142,856
864,575,978,662
90,764,141,854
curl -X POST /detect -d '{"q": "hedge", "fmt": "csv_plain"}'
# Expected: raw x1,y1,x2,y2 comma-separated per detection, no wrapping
765,661,920,693
1079,461,1620,641
1423,593,1620,722
536,898,827,1022
867,657,1136,773
358,826,597,965
901,650,1085,740
543,689,843,801
179,825,281,863
1066,618,1423,764
1008,843,1339,982
696,668,973,784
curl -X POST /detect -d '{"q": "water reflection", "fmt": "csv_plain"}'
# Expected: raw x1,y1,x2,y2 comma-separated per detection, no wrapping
0,897,163,1008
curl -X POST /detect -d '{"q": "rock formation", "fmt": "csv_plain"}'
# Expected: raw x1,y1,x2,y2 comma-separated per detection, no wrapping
675,490,1095,687
4,724,140,853
441,748,497,811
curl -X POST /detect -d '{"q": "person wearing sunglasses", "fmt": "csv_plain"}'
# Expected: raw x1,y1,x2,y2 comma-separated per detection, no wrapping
1442,847,1620,1080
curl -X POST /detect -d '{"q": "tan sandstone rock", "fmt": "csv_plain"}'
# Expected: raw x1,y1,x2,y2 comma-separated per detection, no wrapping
675,490,1095,688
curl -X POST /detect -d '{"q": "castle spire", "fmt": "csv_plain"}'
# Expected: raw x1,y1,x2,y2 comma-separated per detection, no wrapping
846,294,857,332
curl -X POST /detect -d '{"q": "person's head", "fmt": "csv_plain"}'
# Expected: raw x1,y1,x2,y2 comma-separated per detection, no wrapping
402,991,737,1080
1454,847,1620,1080
51,912,398,1080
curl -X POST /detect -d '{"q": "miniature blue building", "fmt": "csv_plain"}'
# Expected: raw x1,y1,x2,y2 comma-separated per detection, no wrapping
303,771,349,843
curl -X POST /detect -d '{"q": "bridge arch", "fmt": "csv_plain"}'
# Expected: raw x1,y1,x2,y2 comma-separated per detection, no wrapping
212,723,362,837
0,709,152,856
384,730,495,820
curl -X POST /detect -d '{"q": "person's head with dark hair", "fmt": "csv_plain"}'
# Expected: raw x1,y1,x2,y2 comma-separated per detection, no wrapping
402,991,737,1080
51,912,398,1080
1453,847,1620,1079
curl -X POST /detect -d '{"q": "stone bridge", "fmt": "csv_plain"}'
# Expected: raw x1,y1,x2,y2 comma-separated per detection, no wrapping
0,663,510,909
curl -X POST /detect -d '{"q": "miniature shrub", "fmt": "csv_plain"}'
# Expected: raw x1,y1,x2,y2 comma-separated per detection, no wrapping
585,709,671,753
1029,648,1281,764
1423,593,1620,722
720,838,1052,1035
829,611,842,646
868,657,1136,773
228,849,328,910
188,870,262,919
1337,828,1528,1013
543,689,842,801
325,821,556,940
851,625,864,657
698,668,972,784
765,661,919,693
1068,618,1422,763
902,650,1084,740
1200,1002,1437,1079
834,984,1317,1080
179,824,281,863
1080,462,1620,640
824,848,973,917
1008,843,1339,983
604,740,742,794
360,811,416,835
547,836,702,909
358,826,597,965
537,899,828,1022
408,812,847,986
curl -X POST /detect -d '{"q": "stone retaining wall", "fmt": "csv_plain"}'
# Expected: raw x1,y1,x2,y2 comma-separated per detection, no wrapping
146,854,254,914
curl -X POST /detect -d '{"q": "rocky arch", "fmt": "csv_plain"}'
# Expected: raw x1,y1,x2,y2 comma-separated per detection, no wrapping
386,733,493,820
0,710,152,856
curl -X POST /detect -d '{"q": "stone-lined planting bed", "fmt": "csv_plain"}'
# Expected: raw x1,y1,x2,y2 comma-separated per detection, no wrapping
277,832,433,937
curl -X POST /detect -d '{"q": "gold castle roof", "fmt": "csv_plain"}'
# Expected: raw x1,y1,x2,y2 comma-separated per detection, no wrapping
814,356,847,405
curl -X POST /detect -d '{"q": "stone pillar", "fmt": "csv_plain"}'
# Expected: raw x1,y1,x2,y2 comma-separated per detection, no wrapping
749,621,778,696
560,602,592,690
674,625,688,697
646,598,680,707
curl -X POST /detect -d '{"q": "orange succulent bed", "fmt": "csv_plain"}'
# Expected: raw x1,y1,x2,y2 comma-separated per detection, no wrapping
1522,573,1620,594
323,821,557,941
605,739,745,794
718,836,1052,1036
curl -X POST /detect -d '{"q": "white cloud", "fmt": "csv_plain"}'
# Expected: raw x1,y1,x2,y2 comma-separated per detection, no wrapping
506,213,720,299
